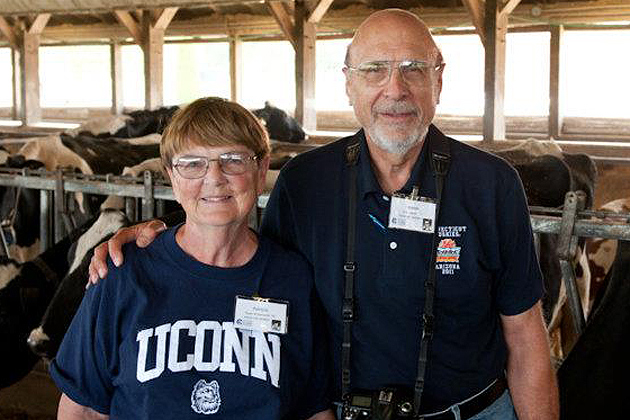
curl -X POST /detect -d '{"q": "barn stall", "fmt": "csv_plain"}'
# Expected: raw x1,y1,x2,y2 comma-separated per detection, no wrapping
2,0,630,418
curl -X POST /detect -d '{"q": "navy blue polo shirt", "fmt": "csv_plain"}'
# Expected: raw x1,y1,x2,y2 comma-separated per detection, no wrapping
261,125,543,412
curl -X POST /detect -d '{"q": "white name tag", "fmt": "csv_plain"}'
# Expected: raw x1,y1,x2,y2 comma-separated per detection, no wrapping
388,195,436,233
234,296,289,334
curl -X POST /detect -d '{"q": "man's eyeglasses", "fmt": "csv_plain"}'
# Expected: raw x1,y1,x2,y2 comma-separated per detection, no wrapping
172,152,259,178
345,60,444,87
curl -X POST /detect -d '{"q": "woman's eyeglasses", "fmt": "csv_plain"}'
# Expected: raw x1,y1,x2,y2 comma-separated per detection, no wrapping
172,152,259,178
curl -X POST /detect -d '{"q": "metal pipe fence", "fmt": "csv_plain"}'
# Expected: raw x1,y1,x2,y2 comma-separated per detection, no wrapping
2,169,630,339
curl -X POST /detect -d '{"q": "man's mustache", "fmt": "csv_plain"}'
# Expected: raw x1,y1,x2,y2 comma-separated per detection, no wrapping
373,102,419,115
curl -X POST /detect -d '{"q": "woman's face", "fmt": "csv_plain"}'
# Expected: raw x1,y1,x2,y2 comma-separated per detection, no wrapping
167,144,268,230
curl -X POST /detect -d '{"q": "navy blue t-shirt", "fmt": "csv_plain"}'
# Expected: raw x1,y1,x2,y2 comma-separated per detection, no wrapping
261,125,544,412
50,227,330,419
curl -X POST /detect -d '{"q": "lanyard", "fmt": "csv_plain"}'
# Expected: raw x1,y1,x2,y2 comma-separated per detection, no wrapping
341,132,451,416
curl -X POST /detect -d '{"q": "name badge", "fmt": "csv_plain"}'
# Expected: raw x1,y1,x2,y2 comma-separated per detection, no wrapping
388,194,436,233
234,296,289,334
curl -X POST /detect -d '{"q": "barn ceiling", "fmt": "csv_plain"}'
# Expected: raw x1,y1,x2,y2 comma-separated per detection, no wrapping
0,0,629,44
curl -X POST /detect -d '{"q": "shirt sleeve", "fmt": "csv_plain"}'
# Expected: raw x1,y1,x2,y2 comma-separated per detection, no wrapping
261,171,301,254
495,170,545,316
49,264,119,415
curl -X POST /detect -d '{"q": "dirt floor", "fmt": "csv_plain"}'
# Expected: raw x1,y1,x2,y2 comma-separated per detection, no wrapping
0,361,59,420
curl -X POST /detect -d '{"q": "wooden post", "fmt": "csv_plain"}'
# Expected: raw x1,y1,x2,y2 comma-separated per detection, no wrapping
110,41,124,114
230,36,243,103
20,32,42,126
115,8,177,111
142,14,164,110
549,25,563,139
483,0,507,142
11,48,22,121
294,0,317,132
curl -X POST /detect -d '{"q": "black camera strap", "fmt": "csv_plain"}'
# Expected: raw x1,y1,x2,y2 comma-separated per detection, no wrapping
341,132,451,416
342,138,361,399
413,137,450,416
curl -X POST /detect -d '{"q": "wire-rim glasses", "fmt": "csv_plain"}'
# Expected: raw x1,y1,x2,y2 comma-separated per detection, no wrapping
345,60,444,87
172,152,259,178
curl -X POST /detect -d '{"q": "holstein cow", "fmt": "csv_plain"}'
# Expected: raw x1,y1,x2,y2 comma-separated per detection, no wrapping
254,102,306,143
27,209,131,361
0,221,93,388
1,133,160,263
0,144,9,164
491,140,597,361
585,197,630,312
0,156,46,262
67,107,178,139
558,239,630,419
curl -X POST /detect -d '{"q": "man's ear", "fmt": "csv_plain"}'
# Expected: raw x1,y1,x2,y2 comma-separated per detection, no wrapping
344,68,355,106
435,63,445,104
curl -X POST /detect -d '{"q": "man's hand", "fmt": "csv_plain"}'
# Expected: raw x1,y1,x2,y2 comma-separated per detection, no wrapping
87,219,166,285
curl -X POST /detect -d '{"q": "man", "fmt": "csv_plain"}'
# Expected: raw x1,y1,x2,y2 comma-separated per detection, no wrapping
90,9,558,419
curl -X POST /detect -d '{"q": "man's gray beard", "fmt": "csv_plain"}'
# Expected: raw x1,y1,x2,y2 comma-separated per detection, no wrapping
368,124,428,155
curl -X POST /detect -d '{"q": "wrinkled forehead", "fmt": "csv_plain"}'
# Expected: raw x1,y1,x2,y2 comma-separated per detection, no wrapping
351,39,437,64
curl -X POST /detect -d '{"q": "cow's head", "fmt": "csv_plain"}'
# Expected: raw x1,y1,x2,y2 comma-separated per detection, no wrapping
253,102,306,143
0,156,45,262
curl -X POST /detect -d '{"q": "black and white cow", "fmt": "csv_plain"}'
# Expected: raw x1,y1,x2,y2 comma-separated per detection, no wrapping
254,102,306,143
491,140,597,360
27,209,131,360
0,156,46,262
558,239,630,419
0,220,93,388
0,133,161,263
69,107,178,139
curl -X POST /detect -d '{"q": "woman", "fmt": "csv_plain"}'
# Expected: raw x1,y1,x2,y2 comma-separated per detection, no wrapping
50,97,333,420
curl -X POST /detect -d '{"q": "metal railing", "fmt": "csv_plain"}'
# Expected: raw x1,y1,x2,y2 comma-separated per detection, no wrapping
2,169,630,338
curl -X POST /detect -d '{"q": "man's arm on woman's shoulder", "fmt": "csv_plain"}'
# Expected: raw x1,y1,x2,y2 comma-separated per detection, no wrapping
87,219,166,284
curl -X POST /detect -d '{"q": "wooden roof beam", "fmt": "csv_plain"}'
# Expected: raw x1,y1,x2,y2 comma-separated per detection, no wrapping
28,13,50,35
114,10,143,44
500,0,523,18
308,0,334,23
461,0,486,46
154,7,178,30
266,1,296,48
0,16,18,48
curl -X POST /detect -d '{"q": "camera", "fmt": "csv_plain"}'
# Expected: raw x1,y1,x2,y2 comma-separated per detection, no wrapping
341,388,414,420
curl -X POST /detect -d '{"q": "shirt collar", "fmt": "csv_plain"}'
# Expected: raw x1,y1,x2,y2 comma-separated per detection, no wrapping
356,126,435,199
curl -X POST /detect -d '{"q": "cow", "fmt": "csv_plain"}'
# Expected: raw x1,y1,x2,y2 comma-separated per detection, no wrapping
254,102,306,143
27,209,131,360
0,144,8,164
585,197,630,312
558,239,630,419
490,140,597,361
0,221,92,388
67,107,178,139
1,133,161,263
0,156,46,262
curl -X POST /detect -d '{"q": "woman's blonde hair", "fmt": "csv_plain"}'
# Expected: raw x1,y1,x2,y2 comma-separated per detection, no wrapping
161,97,270,169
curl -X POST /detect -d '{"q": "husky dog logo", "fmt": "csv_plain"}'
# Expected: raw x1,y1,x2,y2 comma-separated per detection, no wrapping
191,379,221,415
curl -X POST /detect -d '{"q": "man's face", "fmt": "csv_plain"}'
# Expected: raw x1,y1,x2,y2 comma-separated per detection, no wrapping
344,26,443,155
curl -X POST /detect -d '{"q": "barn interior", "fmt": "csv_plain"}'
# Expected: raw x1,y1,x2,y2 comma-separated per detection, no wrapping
1,0,630,418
